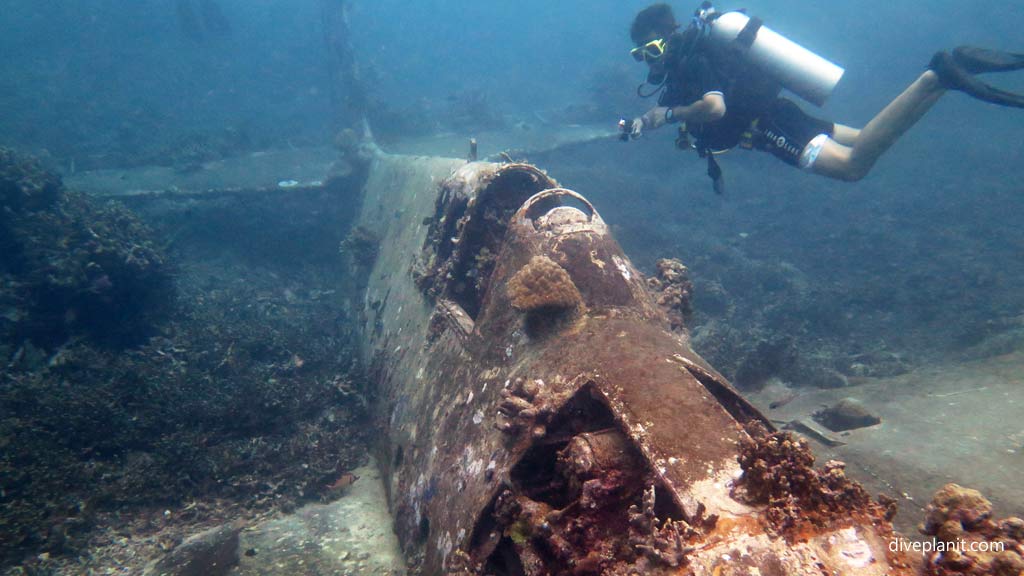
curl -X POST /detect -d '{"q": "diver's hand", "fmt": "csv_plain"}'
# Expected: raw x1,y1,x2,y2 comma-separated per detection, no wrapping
628,107,671,139
629,117,645,139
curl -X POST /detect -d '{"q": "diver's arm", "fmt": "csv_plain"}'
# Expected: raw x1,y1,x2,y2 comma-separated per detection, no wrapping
669,92,726,124
629,93,726,138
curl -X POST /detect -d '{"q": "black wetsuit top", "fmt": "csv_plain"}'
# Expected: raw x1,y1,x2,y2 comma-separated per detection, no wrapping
659,44,782,152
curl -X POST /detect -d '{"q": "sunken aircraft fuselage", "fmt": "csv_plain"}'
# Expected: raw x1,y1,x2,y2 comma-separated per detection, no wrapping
351,156,915,575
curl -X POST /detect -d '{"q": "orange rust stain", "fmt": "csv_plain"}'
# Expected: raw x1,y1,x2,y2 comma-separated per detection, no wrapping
704,514,765,539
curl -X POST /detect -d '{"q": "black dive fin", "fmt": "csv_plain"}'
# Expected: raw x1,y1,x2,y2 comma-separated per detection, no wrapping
962,79,1024,109
953,46,1024,74
931,51,1024,109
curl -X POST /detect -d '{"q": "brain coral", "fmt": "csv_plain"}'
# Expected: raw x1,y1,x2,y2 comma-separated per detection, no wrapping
507,256,582,312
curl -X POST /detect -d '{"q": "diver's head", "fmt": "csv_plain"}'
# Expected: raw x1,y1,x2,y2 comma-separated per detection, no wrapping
630,4,680,84
630,3,678,46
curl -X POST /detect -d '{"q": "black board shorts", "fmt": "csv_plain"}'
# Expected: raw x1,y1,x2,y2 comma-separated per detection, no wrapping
755,98,835,166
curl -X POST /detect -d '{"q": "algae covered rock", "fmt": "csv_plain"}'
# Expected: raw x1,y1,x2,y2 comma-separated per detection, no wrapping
0,147,62,215
813,397,881,431
0,148,172,348
0,152,370,571
145,522,243,576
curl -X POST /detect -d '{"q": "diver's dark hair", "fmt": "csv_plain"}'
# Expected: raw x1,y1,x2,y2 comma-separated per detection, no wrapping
630,4,679,45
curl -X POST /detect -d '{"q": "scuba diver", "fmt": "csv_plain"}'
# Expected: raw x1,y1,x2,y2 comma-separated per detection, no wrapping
624,3,1024,190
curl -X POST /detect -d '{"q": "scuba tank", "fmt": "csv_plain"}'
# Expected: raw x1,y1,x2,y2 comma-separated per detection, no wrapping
703,7,845,107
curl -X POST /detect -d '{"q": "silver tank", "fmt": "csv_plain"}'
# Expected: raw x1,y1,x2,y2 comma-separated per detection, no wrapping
709,11,844,107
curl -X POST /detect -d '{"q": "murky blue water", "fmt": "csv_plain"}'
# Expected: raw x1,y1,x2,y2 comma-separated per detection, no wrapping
2,1,1024,572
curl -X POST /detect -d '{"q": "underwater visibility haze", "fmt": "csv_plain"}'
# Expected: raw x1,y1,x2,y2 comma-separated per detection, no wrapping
1,0,1024,574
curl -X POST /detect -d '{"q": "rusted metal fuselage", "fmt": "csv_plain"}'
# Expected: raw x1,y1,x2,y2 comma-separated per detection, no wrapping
354,158,912,575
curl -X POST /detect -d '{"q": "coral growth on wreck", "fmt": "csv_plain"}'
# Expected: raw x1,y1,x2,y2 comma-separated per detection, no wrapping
732,422,895,538
485,388,711,575
507,255,583,313
647,258,693,333
921,483,1024,576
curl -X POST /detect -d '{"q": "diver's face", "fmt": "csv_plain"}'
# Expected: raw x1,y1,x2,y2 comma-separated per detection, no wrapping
634,32,668,83
626,32,667,81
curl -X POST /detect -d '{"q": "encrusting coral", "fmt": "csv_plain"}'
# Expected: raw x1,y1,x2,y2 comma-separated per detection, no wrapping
731,422,894,538
921,483,1024,576
507,255,583,313
646,258,693,333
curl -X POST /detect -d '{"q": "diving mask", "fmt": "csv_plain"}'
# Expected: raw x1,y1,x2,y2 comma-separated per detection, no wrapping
631,38,668,63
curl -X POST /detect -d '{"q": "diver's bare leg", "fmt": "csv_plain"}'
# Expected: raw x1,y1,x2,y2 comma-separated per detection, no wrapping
814,70,945,181
830,124,860,146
